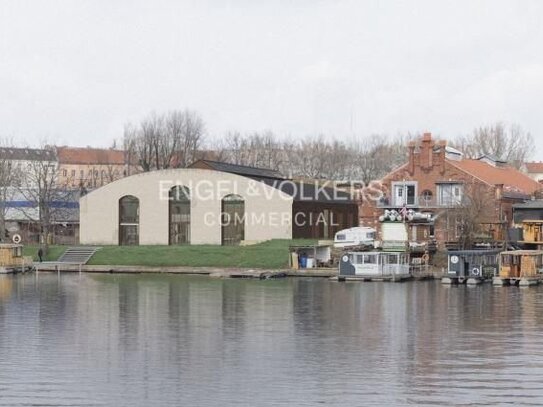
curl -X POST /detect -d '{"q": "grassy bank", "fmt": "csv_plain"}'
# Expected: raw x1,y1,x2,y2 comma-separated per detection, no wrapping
23,245,68,262
24,240,316,269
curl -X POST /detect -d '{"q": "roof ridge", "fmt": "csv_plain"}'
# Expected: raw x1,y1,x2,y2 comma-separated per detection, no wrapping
200,159,279,172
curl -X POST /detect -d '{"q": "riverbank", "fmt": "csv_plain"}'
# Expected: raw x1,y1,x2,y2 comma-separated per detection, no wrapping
33,263,337,278
24,239,316,269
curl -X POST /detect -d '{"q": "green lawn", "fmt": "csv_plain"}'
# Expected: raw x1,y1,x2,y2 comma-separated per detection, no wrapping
23,245,68,262
24,239,316,269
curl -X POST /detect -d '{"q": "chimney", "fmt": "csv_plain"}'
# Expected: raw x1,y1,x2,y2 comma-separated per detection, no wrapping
419,132,434,170
407,141,416,175
436,140,447,175
495,184,504,200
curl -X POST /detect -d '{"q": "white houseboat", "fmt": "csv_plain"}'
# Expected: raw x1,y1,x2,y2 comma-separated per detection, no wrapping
338,251,410,281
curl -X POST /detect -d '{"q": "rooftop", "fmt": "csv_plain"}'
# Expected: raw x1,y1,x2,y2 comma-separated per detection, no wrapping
0,147,56,161
448,158,541,195
524,162,543,173
512,200,543,209
56,146,125,165
190,159,284,180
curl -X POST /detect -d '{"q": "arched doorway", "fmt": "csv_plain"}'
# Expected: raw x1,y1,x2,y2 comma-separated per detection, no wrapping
169,185,191,245
119,195,139,245
221,194,245,246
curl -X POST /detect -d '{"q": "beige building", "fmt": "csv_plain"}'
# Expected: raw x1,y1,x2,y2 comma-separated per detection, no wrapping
79,168,293,245
56,146,129,189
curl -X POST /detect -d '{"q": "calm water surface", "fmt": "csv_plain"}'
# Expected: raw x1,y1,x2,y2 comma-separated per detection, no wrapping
1,273,543,406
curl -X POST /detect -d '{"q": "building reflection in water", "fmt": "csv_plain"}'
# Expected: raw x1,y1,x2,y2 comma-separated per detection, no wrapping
1,274,543,406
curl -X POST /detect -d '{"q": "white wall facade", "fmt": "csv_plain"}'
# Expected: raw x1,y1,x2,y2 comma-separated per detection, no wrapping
79,168,293,245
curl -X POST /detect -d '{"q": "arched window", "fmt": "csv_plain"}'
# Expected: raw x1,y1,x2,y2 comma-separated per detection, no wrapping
221,194,245,246
119,195,139,245
169,186,190,245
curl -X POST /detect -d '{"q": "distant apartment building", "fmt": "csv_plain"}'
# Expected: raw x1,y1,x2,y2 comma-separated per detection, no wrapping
0,146,79,244
56,146,128,188
0,146,57,187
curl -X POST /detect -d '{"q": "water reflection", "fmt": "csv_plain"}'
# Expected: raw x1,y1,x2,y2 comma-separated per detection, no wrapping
1,274,543,406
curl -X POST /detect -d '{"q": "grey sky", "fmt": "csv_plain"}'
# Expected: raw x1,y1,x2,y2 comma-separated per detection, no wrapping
1,0,542,157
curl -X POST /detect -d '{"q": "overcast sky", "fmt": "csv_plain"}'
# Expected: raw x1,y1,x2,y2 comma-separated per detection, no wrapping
1,0,542,156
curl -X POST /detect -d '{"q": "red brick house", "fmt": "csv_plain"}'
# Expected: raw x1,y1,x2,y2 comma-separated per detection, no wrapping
361,133,542,250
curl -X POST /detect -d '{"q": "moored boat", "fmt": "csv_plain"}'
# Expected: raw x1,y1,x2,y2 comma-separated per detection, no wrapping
0,244,34,274
338,251,410,281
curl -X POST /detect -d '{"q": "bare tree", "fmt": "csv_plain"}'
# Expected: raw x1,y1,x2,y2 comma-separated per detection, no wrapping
209,131,415,182
447,182,497,250
17,145,72,253
452,122,534,169
177,109,205,167
122,109,205,171
0,139,19,241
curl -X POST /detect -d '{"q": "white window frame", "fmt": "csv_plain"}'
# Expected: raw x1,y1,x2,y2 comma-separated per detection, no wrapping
391,181,418,206
437,183,463,206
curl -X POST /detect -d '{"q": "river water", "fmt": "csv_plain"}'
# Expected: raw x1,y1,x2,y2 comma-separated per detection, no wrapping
1,273,543,406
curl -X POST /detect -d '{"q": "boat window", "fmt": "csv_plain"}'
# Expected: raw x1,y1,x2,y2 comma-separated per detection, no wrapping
386,254,398,264
336,234,346,241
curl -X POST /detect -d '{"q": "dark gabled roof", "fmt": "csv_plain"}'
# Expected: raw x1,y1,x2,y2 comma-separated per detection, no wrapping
190,159,355,204
512,200,543,209
191,159,284,180
0,147,56,161
259,179,356,204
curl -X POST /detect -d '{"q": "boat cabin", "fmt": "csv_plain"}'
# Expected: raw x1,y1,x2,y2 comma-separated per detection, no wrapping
520,220,543,245
339,251,410,279
0,244,33,274
447,250,500,281
499,250,543,279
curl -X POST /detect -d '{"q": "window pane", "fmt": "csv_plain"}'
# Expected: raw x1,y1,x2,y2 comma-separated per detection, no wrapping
119,196,139,224
169,186,190,244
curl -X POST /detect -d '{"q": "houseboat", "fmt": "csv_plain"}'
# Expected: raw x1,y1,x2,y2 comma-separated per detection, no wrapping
0,244,33,274
338,251,410,282
493,250,543,286
441,249,500,285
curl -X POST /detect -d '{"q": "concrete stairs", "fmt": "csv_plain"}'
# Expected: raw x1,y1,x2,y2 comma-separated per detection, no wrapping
58,246,101,265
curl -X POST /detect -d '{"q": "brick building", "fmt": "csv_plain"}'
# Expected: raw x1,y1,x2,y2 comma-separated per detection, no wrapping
361,133,542,250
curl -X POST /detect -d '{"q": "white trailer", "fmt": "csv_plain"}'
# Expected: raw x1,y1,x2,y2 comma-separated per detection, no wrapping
334,227,376,248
